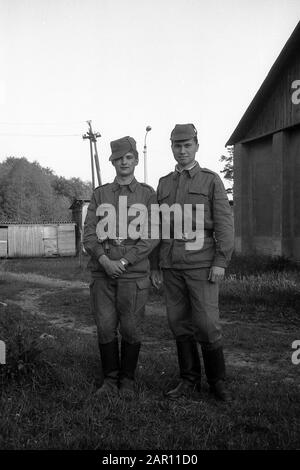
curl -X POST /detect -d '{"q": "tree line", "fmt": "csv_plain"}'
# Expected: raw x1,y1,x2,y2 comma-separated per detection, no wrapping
0,157,92,222
0,150,233,223
220,146,233,196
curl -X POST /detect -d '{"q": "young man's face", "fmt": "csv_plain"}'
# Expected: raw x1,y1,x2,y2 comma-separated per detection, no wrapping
113,152,138,178
171,138,199,169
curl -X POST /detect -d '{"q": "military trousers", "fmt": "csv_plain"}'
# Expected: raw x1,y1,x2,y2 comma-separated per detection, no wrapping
89,277,150,344
162,268,222,348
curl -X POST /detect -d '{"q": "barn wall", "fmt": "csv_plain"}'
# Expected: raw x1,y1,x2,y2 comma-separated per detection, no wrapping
244,54,300,141
234,126,300,261
249,137,274,237
288,127,300,260
233,143,250,253
234,136,279,255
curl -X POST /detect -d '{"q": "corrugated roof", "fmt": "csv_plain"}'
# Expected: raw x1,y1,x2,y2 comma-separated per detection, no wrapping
69,199,90,210
0,221,74,225
226,21,300,146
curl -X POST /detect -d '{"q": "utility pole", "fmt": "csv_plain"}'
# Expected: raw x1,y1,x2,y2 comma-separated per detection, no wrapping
82,120,102,189
80,120,102,267
143,125,152,183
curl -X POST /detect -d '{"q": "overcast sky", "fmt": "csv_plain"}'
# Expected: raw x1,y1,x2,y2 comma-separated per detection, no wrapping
1,0,300,191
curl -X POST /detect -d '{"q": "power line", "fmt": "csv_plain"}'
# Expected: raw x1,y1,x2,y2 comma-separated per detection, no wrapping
0,133,82,137
0,121,86,126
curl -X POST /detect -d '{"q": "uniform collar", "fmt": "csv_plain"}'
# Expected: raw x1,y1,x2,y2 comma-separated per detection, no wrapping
112,176,138,192
173,161,200,178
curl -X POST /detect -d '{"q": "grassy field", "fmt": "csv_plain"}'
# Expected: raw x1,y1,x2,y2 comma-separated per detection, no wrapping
0,254,299,450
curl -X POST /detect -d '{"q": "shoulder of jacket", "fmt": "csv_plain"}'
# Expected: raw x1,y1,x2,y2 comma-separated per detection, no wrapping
139,182,155,193
200,167,221,180
200,167,218,176
94,183,111,191
158,171,173,184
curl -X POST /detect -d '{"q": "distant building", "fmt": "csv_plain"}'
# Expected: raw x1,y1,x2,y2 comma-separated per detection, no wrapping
227,22,300,261
69,199,90,254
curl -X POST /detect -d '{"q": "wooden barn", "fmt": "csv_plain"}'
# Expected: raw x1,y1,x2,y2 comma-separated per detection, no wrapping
0,222,76,258
227,21,300,261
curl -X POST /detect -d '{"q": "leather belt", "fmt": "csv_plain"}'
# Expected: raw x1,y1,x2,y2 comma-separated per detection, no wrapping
170,229,213,240
107,238,137,246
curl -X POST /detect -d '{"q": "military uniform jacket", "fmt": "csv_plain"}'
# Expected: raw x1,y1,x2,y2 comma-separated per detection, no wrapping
156,162,234,269
83,177,159,279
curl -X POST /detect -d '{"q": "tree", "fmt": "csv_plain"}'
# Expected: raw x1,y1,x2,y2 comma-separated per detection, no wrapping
50,176,92,201
220,146,234,195
0,157,92,222
0,158,56,221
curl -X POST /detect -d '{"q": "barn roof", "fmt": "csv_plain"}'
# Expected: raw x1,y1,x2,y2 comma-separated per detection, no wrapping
226,21,300,146
0,221,74,225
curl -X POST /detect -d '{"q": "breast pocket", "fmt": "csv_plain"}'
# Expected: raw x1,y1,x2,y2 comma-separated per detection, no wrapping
186,188,209,207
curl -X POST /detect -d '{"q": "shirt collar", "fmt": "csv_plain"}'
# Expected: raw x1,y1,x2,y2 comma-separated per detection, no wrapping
173,161,200,178
112,176,137,192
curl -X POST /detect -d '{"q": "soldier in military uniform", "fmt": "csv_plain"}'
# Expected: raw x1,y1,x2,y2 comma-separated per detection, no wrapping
152,123,234,401
83,136,158,399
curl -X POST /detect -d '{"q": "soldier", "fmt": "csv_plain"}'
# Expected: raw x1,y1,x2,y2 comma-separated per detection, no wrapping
83,136,158,399
152,123,234,401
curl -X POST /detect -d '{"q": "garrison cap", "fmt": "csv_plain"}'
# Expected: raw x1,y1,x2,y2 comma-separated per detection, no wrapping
109,136,138,162
170,123,197,141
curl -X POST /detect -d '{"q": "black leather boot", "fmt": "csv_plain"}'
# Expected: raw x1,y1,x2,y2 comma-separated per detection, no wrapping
201,347,232,402
119,340,141,399
96,338,120,398
165,338,201,399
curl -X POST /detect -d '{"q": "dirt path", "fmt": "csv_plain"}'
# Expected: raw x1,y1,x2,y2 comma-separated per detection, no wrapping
1,270,299,383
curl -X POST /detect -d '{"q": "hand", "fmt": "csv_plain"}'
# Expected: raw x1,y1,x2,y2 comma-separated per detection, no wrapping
99,255,126,279
208,266,225,283
150,269,163,289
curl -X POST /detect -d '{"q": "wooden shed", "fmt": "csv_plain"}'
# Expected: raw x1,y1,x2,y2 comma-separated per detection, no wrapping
0,222,76,258
227,21,300,261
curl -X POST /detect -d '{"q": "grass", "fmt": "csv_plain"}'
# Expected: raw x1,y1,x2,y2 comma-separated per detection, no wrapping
0,256,91,283
0,254,299,449
0,304,299,450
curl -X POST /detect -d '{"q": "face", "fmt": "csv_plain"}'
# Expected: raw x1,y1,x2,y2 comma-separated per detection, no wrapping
113,152,138,177
171,138,199,169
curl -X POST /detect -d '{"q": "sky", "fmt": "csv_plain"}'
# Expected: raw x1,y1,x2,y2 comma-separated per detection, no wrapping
1,0,300,192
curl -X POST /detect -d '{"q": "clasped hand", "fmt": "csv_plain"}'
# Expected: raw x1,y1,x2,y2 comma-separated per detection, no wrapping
99,255,126,279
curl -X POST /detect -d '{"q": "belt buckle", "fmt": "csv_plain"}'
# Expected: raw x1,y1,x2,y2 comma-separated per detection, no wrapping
114,237,124,246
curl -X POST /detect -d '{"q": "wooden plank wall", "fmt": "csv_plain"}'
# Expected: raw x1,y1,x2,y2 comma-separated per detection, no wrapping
58,224,76,256
8,225,44,257
4,224,76,258
245,56,300,140
43,225,58,256
0,227,8,257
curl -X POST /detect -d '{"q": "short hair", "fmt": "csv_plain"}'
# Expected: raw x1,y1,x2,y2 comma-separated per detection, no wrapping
171,136,198,145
